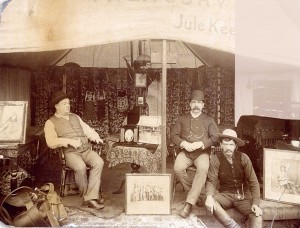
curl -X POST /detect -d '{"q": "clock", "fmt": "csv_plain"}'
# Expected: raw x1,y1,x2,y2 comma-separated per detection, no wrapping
124,129,134,142
120,125,138,143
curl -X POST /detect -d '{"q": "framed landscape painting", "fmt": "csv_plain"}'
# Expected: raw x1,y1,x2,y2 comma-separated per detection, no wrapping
0,101,28,144
125,174,171,215
263,148,300,205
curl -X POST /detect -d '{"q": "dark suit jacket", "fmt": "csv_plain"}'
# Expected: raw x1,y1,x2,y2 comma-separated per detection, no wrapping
171,112,219,159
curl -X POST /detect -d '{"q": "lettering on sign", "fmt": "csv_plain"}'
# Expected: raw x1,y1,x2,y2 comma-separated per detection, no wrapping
174,14,234,35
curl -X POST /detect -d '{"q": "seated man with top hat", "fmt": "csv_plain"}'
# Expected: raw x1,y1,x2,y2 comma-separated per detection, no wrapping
44,91,105,210
171,90,219,218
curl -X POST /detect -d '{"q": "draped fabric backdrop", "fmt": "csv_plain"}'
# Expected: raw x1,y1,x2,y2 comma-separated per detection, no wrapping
166,66,234,128
32,65,234,139
32,66,136,138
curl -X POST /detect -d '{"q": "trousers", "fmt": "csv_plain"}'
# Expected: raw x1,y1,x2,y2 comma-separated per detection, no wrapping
64,148,104,201
213,192,263,228
174,151,209,205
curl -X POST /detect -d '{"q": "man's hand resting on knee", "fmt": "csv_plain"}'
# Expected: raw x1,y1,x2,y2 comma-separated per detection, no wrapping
251,205,262,217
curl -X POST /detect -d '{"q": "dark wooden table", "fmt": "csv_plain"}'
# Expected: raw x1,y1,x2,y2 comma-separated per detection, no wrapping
0,135,39,192
106,141,161,194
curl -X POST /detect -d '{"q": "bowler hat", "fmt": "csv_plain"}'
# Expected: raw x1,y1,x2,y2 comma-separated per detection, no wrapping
218,129,245,147
50,91,69,108
191,90,204,101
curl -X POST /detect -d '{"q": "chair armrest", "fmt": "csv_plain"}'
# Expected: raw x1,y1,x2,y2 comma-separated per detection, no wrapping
50,148,65,166
169,143,181,159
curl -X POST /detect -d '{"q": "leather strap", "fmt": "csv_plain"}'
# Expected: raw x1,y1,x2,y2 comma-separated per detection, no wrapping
0,186,34,226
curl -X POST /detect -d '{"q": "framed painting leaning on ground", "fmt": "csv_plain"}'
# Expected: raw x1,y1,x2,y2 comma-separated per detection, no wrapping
0,101,28,144
125,173,171,215
263,148,300,205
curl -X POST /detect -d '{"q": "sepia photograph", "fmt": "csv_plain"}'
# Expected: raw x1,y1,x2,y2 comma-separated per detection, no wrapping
134,73,147,88
0,0,300,227
125,174,171,215
264,148,300,205
0,101,27,143
136,94,145,106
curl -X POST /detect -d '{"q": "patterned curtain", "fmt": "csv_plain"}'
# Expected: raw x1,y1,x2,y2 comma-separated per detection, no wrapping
32,66,136,138
32,65,234,139
219,68,235,126
166,66,234,132
31,66,63,127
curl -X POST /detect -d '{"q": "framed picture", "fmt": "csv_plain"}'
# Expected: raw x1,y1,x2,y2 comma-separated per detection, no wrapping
135,73,147,87
0,101,28,144
263,148,300,205
125,174,171,215
136,94,145,106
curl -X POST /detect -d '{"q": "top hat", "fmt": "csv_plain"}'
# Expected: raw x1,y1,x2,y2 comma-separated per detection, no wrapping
50,91,69,108
190,90,204,101
218,129,245,147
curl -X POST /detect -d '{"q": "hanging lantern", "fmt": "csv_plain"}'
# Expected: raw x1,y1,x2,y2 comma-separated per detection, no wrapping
134,54,151,69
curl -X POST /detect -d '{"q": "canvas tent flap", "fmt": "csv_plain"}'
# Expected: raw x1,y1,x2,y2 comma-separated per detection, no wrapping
0,0,235,54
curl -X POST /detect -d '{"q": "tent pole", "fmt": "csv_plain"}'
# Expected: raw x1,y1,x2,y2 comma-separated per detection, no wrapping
52,49,73,66
130,41,133,66
161,40,167,173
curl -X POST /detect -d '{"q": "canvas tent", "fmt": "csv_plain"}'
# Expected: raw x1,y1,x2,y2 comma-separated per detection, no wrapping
0,0,236,173
0,0,235,70
1,0,300,168
55,40,204,69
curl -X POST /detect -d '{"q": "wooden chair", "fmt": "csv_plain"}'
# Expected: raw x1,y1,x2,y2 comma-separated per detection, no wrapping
57,143,105,197
59,149,80,197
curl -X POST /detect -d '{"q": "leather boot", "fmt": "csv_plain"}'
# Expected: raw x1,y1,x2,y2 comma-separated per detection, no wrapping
83,199,105,209
179,203,192,218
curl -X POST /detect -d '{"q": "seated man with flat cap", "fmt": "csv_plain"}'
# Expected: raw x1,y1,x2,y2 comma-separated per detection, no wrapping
44,91,105,210
171,90,219,218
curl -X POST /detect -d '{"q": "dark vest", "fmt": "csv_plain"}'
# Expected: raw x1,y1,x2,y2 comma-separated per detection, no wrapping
217,151,245,193
50,114,90,153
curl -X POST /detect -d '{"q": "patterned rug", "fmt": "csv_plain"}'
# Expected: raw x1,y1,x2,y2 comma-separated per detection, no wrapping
61,207,207,228
59,190,207,227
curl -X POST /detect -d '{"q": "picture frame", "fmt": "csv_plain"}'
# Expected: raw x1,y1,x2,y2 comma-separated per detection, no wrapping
135,73,147,87
0,101,28,144
125,173,171,215
263,148,300,205
136,94,145,106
